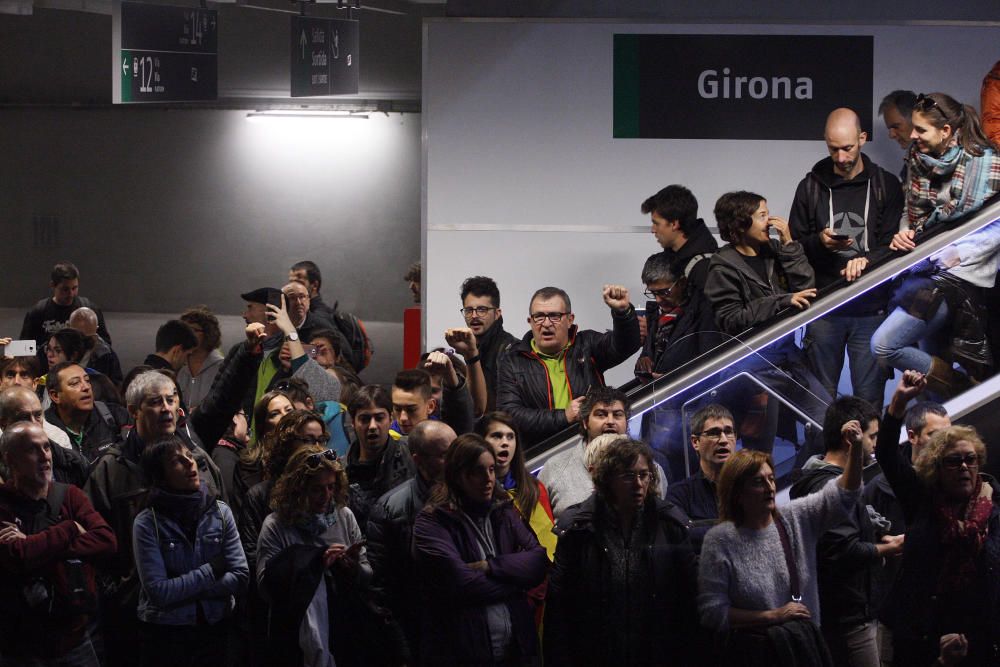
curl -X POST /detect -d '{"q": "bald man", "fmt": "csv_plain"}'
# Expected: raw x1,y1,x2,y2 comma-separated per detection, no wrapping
68,306,123,385
0,421,116,664
366,419,457,659
789,107,904,406
0,386,88,486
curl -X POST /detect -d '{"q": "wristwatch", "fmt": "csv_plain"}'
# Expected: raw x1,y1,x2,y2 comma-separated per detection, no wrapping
285,331,299,342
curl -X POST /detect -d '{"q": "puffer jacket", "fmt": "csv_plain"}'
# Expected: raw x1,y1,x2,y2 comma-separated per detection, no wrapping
543,493,698,667
132,494,248,626
705,241,815,336
496,307,641,446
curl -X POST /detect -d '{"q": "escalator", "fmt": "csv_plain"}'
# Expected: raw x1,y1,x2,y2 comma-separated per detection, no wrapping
526,193,1000,486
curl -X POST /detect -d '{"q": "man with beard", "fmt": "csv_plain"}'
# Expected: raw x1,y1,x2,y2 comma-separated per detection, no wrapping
451,276,519,414
790,108,902,407
664,404,735,554
538,387,666,519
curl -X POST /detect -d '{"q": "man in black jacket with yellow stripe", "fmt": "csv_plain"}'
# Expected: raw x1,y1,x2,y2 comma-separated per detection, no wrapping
496,284,641,447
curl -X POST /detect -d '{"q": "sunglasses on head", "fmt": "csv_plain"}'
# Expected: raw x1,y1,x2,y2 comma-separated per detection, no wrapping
305,449,338,468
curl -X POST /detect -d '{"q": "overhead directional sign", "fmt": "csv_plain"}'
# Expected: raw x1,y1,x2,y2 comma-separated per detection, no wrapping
113,1,218,103
290,16,359,97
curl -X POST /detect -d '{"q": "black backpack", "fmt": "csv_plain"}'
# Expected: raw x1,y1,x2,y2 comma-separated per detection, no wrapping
334,310,373,372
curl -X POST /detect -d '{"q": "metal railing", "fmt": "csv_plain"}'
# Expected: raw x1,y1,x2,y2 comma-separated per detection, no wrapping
527,193,1000,470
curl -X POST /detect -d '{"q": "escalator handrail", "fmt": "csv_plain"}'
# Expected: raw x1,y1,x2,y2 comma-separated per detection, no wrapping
526,193,1000,469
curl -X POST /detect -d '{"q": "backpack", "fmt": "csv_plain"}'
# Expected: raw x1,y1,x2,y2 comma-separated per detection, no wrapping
334,310,374,372
19,483,99,618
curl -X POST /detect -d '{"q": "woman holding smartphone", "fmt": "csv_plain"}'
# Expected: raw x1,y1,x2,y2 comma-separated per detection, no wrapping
256,445,370,667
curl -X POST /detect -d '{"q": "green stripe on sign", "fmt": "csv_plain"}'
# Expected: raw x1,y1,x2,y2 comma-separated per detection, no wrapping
613,34,640,138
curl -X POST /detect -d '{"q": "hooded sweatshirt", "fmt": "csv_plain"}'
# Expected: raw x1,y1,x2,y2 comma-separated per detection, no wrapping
789,154,903,316
789,454,881,628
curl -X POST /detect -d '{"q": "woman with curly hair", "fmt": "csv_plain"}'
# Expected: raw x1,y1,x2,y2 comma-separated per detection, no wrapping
413,434,548,665
256,445,369,667
240,409,329,570
876,370,1000,666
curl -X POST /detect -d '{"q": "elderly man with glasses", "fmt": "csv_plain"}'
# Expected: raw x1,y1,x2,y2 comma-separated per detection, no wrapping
496,284,641,447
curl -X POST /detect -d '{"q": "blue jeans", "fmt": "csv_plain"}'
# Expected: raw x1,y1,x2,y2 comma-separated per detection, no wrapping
870,300,951,375
804,314,886,407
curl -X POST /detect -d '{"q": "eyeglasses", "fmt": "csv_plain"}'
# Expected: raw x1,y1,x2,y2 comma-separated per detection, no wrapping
305,449,338,468
617,471,652,484
283,293,309,302
296,435,327,446
529,312,568,324
697,427,737,440
460,306,497,318
941,453,980,469
643,284,679,300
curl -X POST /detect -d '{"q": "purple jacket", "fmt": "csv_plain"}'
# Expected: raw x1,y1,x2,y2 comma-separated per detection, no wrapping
413,498,548,665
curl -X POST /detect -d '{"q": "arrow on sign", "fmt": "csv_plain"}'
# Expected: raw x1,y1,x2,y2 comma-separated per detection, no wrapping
122,57,128,75
300,30,307,60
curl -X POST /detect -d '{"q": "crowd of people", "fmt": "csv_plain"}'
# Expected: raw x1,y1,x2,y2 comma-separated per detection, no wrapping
0,82,999,667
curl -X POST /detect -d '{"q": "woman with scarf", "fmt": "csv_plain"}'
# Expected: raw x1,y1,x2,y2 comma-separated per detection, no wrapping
132,436,249,667
256,445,370,667
876,370,1000,666
871,92,1000,396
413,434,549,666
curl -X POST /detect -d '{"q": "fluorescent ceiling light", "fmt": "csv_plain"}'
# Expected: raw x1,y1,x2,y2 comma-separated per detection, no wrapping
246,109,369,120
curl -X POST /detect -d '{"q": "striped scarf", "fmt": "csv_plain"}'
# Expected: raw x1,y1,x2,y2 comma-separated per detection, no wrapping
904,138,1000,234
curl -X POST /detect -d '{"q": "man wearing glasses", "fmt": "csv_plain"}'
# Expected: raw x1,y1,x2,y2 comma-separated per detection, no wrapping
448,276,519,414
634,252,721,380
665,404,735,553
496,284,640,447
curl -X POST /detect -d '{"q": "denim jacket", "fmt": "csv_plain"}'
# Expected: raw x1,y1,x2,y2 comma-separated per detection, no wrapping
132,500,248,626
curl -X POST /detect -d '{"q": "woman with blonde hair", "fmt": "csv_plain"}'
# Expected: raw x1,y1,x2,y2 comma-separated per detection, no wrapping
698,423,863,666
876,370,1000,666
